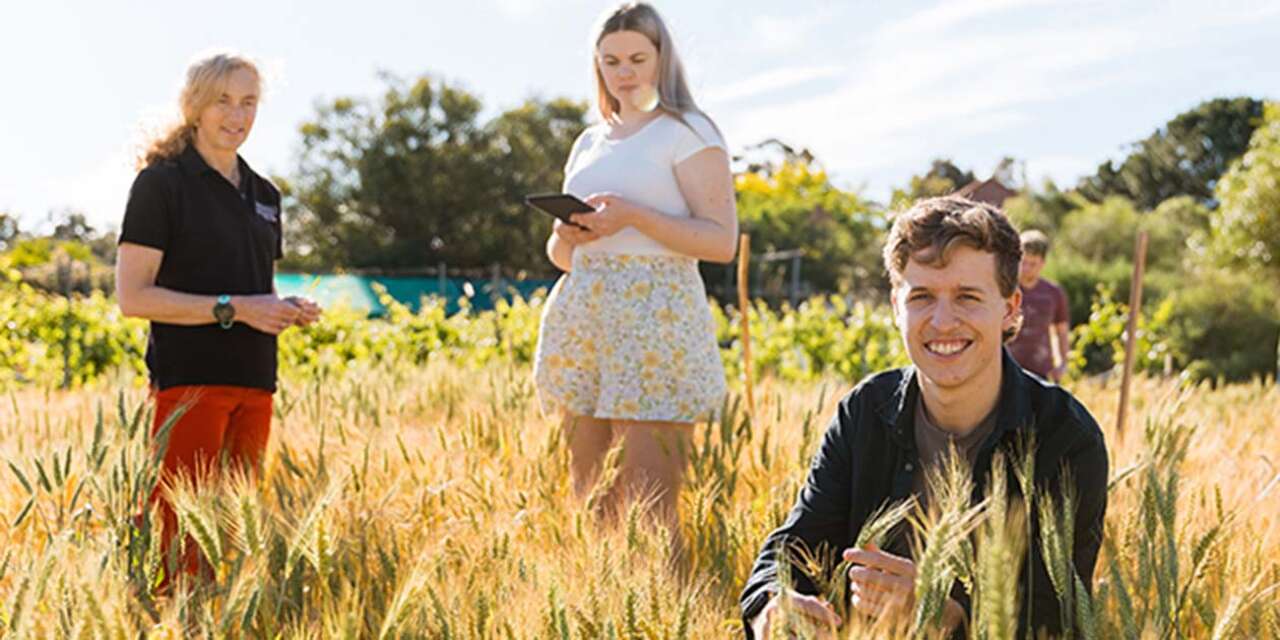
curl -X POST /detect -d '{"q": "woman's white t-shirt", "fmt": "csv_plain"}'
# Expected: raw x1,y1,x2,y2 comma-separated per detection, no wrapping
562,112,726,257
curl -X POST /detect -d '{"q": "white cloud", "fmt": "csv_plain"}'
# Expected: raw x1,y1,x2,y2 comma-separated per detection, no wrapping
749,12,834,52
492,0,557,19
703,65,843,105
715,0,1264,191
878,0,1062,39
722,21,1130,169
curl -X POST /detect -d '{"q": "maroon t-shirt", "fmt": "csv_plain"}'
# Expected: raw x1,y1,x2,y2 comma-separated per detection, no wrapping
1009,278,1069,378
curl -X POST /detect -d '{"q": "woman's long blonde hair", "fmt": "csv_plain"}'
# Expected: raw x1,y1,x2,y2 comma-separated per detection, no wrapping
591,2,717,135
136,52,262,170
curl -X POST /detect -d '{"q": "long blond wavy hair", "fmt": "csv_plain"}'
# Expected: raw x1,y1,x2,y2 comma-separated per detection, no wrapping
591,2,718,136
136,52,261,170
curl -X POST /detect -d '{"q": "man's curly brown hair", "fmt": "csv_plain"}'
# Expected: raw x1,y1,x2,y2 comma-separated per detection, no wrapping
883,195,1023,342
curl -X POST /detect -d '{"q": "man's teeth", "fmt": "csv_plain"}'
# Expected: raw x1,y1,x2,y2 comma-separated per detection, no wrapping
928,341,967,355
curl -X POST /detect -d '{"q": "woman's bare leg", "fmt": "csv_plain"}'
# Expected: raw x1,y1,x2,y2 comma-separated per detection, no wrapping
612,420,694,561
563,413,614,498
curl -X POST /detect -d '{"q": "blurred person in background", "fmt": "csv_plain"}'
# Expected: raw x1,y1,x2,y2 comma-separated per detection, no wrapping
1008,230,1071,382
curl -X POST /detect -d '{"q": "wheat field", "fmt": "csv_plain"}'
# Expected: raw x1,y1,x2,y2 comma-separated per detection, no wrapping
0,359,1277,638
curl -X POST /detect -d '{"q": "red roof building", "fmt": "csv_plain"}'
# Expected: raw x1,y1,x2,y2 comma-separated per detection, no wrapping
955,177,1018,208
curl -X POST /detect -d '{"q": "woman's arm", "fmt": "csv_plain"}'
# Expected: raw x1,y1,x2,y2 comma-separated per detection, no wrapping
634,146,738,262
117,242,224,325
116,242,300,334
575,147,738,263
545,218,601,273
546,227,575,273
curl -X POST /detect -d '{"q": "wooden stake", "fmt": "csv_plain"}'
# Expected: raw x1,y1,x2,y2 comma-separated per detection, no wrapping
1116,230,1149,435
737,234,755,417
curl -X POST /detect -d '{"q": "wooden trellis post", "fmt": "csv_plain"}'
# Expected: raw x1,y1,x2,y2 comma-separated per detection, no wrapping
1116,230,1149,435
737,234,755,417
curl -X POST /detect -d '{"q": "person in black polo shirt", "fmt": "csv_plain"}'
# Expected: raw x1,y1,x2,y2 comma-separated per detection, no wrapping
740,196,1108,638
116,51,321,581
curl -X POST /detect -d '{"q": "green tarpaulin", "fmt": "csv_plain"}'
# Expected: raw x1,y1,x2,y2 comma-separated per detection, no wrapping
274,273,556,316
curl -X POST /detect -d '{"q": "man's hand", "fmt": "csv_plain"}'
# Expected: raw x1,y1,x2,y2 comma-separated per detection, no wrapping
843,545,965,634
751,588,841,639
1049,363,1068,383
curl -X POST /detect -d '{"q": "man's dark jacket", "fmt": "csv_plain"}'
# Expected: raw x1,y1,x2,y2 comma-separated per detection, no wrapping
739,350,1108,638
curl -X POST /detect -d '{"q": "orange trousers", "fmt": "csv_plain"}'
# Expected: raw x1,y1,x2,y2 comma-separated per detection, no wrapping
148,385,273,580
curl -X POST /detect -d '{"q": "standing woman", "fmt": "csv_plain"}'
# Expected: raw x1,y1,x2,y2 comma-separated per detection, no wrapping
116,52,320,579
533,3,738,534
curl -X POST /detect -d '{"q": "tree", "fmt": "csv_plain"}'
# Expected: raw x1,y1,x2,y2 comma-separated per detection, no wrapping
736,138,818,176
1054,194,1205,274
1002,179,1078,234
49,210,94,242
717,160,885,297
890,158,975,209
484,97,591,272
1057,196,1142,264
991,156,1024,191
46,209,116,263
1077,97,1264,210
0,212,20,252
283,73,587,273
1211,101,1280,277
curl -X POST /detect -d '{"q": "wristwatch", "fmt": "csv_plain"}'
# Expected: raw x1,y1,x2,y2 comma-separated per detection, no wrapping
213,294,235,329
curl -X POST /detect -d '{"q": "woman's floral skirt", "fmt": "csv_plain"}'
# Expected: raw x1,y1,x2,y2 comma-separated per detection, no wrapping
533,253,726,423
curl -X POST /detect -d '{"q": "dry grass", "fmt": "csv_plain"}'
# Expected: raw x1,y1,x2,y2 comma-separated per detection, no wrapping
0,362,1277,638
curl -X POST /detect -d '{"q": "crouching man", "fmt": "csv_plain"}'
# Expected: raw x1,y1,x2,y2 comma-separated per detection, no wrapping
740,196,1108,638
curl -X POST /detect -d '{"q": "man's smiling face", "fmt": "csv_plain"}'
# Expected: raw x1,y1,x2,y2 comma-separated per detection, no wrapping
894,244,1021,391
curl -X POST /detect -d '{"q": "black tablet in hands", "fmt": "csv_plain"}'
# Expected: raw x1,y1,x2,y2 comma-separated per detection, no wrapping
525,193,595,229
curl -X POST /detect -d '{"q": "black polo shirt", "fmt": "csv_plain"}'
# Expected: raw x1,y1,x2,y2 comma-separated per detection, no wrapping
119,144,283,392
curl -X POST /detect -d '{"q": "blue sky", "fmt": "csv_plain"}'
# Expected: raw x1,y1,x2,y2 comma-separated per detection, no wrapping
3,0,1278,232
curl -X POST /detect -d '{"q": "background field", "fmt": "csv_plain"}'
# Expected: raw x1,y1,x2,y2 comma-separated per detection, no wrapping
0,299,1276,637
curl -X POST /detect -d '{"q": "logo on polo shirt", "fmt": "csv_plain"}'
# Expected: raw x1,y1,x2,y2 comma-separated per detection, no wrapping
254,201,279,223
